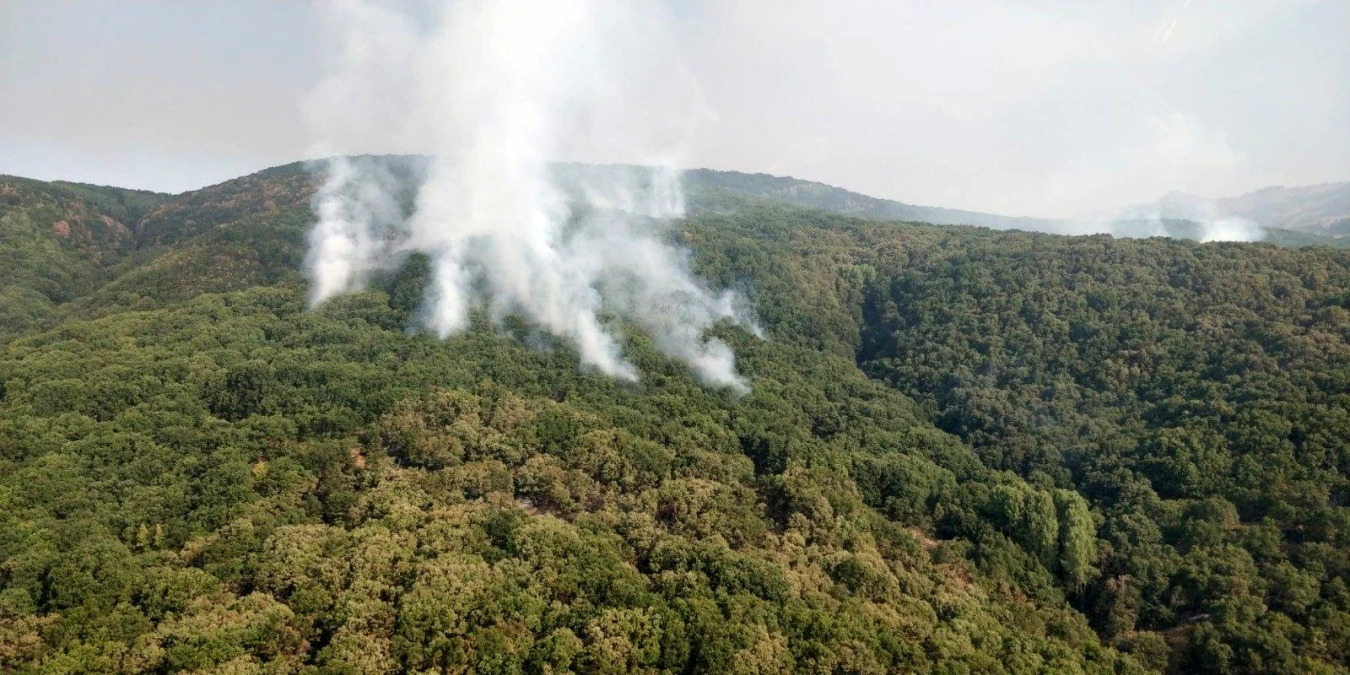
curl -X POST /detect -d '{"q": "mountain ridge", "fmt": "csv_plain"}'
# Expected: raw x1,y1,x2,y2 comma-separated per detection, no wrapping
9,158,1347,243
6,159,1348,342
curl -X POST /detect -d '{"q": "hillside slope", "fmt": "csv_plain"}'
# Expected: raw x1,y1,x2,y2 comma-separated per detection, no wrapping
680,168,1069,231
1,162,1348,673
691,207,1350,673
0,176,166,340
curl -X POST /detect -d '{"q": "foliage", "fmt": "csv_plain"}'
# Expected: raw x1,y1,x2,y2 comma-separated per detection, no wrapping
1,163,1348,673
0,176,166,341
688,207,1350,672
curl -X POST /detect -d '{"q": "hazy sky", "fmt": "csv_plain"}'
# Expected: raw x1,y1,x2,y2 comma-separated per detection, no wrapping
1,0,1345,218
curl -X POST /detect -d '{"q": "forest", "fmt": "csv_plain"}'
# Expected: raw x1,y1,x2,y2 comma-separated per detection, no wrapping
1,163,1348,674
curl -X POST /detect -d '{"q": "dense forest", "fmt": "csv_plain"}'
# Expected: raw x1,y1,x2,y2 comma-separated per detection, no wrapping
1,163,1348,674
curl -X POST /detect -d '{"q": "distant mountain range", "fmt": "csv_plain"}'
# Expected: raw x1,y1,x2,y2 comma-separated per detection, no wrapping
675,167,1350,247
1114,182,1350,239
677,168,1071,232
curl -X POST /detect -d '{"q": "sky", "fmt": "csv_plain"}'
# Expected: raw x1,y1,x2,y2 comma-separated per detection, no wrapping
1,0,1346,218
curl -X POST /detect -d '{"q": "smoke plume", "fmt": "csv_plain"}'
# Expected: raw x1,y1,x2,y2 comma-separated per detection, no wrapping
304,0,752,393
1078,191,1268,243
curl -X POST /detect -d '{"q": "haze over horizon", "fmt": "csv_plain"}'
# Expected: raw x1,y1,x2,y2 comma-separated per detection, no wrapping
1,0,1347,219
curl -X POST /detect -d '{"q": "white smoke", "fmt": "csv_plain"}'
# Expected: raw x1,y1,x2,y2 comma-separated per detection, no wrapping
1068,190,1268,243
305,156,408,304
1109,194,1268,243
1198,216,1264,243
304,0,751,393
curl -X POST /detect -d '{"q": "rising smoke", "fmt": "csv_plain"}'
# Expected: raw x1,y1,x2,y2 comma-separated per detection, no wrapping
1080,191,1268,243
303,0,752,393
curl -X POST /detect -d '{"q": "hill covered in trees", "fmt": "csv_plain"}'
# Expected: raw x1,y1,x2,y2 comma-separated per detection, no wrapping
0,177,167,341
1,161,1348,674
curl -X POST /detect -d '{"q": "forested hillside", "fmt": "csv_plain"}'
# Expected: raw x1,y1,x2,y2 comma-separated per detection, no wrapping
1,162,1348,674
0,177,166,341
695,210,1350,672
680,169,1069,233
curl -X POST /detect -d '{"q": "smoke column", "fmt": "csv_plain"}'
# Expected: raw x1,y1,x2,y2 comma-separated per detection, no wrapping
304,0,752,393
